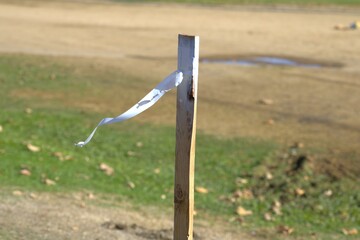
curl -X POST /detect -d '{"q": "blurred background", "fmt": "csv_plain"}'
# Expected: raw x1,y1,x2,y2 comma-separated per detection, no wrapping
0,0,359,239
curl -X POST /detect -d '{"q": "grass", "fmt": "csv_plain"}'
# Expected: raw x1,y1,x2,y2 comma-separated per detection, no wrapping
0,54,359,239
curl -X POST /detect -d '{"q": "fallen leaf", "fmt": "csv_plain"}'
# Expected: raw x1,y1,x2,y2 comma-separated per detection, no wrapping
294,142,305,148
277,225,294,235
29,193,37,199
229,197,236,203
273,200,281,208
219,193,239,203
0,125,3,133
135,142,143,148
324,189,333,197
334,24,348,30
99,163,114,175
195,187,209,194
295,188,305,196
44,178,56,186
78,202,86,208
20,169,31,176
264,212,273,221
266,172,273,180
12,190,23,196
53,152,63,159
127,151,136,157
342,228,358,235
63,155,73,161
27,143,40,152
236,206,253,216
242,189,254,199
87,193,95,200
53,152,73,161
236,178,248,185
233,190,242,199
127,181,135,189
259,98,274,105
272,201,282,215
25,108,32,114
264,119,275,125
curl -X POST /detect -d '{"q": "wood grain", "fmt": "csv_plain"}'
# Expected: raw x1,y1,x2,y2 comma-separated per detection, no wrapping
174,34,199,240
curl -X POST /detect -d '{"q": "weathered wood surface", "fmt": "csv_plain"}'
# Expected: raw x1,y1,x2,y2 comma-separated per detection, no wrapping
174,34,199,240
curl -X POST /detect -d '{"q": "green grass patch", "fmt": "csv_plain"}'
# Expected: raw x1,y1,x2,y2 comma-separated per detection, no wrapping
0,54,359,239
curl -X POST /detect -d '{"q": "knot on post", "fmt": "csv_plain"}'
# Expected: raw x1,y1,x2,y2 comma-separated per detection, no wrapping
175,184,185,204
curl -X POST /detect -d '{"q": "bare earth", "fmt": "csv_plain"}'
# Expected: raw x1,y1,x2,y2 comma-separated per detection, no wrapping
0,191,246,240
0,0,360,239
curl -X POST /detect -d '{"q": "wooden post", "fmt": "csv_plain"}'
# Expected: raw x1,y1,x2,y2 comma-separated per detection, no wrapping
174,34,199,240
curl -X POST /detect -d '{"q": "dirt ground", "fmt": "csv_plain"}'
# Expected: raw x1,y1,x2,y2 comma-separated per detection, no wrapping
0,190,248,240
0,0,360,239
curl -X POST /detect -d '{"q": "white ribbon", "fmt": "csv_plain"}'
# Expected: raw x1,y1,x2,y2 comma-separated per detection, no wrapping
75,70,183,147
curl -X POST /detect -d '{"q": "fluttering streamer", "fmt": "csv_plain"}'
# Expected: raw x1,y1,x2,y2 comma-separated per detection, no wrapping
75,70,183,147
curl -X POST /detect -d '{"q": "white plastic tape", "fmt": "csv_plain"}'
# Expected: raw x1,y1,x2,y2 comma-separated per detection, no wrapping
75,70,183,147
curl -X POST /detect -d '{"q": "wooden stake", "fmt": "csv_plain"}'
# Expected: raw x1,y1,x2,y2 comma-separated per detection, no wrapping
174,34,199,240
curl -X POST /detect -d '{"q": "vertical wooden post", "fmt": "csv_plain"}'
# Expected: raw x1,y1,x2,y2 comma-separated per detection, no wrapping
174,34,199,240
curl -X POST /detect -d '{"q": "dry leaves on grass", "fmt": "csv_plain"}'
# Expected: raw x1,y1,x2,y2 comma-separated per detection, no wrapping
265,172,273,180
99,163,114,176
295,188,305,196
272,200,282,215
27,143,40,152
264,212,273,221
236,206,253,216
53,152,73,161
127,181,136,189
25,107,32,114
195,187,209,194
277,225,294,235
44,178,56,186
235,177,248,185
324,189,333,197
20,169,31,176
342,228,358,235
233,189,254,200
